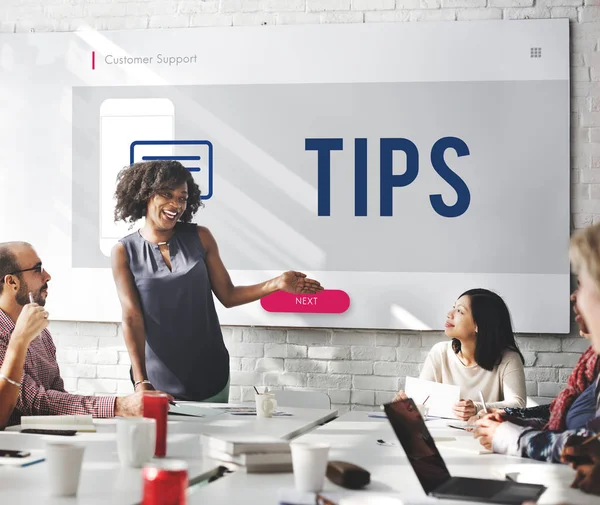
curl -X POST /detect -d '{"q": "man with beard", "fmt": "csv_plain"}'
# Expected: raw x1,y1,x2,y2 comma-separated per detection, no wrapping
0,242,164,427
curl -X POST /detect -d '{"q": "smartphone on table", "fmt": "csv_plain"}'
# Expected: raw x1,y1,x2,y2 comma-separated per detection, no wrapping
0,449,31,458
21,429,76,436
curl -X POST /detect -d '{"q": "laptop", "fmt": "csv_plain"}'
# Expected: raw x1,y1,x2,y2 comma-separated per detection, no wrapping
383,399,546,504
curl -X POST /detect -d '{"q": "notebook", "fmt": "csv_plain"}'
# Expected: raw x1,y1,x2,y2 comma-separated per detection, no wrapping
20,415,96,433
204,448,293,466
200,434,290,456
437,438,492,455
168,403,224,418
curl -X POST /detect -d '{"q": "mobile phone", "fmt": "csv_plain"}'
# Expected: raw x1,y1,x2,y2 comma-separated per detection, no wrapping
21,429,77,436
0,449,31,458
99,98,175,256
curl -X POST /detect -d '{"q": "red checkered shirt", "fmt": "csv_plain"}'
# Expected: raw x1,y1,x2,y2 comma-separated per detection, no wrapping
0,309,115,426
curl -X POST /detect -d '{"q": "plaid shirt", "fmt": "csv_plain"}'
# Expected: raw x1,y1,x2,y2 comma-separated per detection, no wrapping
0,309,115,426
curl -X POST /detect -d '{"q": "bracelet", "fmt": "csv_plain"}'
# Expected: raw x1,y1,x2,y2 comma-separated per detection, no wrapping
134,380,152,389
0,373,21,388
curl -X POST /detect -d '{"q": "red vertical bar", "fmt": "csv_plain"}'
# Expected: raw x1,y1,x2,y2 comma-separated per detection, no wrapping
92,51,95,70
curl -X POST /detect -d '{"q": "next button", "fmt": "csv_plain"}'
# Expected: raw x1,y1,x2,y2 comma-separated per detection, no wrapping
260,290,350,314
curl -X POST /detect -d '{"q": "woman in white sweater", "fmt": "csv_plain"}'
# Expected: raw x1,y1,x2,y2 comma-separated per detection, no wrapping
396,288,526,420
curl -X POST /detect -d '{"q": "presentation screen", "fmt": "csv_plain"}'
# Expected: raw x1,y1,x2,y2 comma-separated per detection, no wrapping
0,20,570,332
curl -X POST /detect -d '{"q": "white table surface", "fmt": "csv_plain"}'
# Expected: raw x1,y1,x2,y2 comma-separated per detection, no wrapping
186,411,600,505
0,403,338,505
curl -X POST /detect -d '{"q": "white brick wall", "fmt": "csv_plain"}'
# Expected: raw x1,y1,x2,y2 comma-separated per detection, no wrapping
2,0,594,412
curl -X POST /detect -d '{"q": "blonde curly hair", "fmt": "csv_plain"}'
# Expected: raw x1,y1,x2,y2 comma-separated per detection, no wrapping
570,222,600,291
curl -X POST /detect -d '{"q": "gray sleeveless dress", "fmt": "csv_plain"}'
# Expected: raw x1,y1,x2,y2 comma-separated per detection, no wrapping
120,222,230,401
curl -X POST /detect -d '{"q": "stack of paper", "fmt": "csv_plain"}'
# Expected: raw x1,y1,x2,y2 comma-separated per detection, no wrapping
20,415,96,432
405,377,460,419
201,434,292,473
168,403,224,418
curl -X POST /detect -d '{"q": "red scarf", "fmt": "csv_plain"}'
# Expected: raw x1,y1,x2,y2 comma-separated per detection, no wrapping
545,346,600,431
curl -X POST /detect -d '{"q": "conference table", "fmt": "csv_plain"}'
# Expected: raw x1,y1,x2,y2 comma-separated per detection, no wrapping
0,406,597,505
185,411,599,505
0,403,337,505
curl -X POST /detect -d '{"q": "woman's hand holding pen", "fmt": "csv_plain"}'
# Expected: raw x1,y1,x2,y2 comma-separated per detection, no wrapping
561,435,600,468
473,413,505,450
468,407,503,425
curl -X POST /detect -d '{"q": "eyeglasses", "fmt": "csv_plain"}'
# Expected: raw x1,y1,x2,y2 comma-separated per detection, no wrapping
0,263,43,283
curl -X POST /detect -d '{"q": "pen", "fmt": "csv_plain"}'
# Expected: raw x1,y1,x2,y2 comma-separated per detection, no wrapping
168,400,178,407
478,390,488,414
581,432,600,446
28,292,34,304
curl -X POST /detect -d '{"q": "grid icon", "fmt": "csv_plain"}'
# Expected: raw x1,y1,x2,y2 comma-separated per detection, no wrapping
530,47,542,58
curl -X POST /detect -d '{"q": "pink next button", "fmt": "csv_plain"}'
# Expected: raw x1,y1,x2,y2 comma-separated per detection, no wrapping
260,290,350,314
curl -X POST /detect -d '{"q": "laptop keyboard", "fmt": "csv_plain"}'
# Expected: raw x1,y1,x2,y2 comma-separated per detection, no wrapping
441,477,508,498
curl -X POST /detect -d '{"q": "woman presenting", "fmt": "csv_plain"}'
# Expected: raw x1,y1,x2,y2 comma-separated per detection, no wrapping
111,160,322,402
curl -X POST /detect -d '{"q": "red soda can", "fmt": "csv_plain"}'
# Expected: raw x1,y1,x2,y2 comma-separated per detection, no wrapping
141,460,188,505
143,392,169,457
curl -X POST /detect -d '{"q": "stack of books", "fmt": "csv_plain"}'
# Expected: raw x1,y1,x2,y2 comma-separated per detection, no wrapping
20,414,96,432
201,434,292,473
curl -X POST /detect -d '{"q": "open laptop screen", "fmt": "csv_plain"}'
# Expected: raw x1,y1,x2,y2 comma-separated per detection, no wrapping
384,399,452,494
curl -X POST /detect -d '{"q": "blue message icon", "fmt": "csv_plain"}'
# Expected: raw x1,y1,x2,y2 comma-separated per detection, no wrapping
130,140,213,200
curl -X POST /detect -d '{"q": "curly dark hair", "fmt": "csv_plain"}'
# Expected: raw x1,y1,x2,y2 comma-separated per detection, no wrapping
113,161,203,224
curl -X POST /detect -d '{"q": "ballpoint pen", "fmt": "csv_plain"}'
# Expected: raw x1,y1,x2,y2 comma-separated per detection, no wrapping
478,390,488,414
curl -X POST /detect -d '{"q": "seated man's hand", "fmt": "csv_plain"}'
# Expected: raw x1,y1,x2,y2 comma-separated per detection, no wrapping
393,390,408,402
561,435,600,468
473,414,504,450
115,391,174,417
571,463,600,495
453,399,476,420
13,302,49,346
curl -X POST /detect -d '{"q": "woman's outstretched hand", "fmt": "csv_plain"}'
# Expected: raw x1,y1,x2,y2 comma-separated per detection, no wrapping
278,271,324,294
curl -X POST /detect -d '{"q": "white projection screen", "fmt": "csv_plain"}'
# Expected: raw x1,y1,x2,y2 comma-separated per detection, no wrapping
0,20,570,332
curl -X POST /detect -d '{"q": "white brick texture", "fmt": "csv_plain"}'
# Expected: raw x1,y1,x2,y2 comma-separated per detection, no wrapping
4,1,592,408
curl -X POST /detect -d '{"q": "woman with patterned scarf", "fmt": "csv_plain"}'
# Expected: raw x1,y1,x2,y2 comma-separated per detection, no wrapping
501,287,599,431
472,287,600,462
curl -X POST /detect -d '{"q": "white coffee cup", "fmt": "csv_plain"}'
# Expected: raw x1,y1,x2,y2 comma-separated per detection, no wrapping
117,417,156,468
255,393,277,418
290,442,330,492
45,442,85,496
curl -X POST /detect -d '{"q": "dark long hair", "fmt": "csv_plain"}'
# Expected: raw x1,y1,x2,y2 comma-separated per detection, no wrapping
451,288,524,371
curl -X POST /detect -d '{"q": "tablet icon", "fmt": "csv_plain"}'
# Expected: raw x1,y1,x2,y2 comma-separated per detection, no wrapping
99,98,175,257
130,140,213,200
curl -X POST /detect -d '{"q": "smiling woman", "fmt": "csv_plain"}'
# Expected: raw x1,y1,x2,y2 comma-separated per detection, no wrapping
111,160,323,402
394,288,526,420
